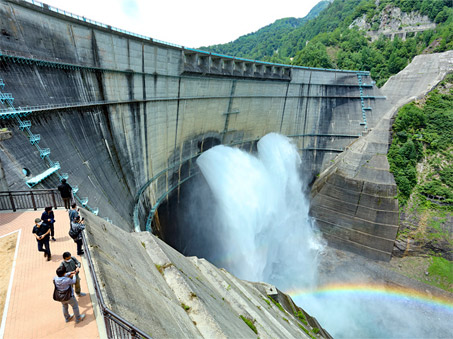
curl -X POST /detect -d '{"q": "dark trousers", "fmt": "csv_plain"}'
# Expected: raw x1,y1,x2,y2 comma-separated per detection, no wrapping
75,239,83,255
49,222,55,237
37,237,51,256
63,197,71,210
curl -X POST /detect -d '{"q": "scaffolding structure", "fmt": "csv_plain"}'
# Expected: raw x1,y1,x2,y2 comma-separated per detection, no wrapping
0,79,100,218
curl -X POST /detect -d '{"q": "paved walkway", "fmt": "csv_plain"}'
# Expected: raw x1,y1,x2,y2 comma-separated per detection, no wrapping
0,209,100,339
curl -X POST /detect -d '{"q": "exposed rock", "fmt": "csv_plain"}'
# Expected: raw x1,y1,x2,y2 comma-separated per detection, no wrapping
394,196,453,260
350,5,436,41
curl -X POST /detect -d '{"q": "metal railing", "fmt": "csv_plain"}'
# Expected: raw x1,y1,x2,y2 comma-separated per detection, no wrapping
0,189,64,211
81,228,151,339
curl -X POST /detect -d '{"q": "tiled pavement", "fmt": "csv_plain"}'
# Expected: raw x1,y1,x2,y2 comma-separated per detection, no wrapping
0,209,100,339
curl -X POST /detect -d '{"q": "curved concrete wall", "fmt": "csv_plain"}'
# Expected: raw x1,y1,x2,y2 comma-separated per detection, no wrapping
0,1,386,246
310,50,453,261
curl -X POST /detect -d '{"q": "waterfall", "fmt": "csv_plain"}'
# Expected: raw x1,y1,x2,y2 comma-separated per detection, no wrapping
194,132,453,338
196,133,325,290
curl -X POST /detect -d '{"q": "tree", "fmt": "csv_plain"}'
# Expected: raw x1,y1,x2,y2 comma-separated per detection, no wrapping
292,42,333,68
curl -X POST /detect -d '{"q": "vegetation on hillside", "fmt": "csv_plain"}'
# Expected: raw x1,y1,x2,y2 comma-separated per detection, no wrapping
200,1,330,61
202,0,453,86
389,74,452,283
388,73,453,207
292,0,453,86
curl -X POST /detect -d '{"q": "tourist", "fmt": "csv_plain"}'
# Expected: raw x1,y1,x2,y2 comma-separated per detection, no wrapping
70,216,85,255
58,179,72,210
53,266,86,323
41,206,56,241
32,218,51,261
59,252,86,297
69,203,79,224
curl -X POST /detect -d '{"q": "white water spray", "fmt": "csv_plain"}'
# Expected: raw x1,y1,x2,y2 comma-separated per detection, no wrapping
197,133,324,289
195,132,453,338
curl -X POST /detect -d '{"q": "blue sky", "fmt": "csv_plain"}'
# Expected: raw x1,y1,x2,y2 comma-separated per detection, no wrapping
41,0,322,47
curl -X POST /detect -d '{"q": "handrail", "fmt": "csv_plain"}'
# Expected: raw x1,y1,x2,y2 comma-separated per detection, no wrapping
81,223,151,339
0,189,63,211
0,189,60,193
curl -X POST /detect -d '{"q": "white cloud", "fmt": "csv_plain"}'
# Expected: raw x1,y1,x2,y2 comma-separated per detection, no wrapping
40,0,321,47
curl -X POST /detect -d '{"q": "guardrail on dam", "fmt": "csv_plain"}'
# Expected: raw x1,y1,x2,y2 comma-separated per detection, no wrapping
0,0,397,261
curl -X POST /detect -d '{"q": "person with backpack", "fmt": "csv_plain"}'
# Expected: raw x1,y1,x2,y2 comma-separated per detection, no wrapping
58,179,72,211
68,203,79,225
59,252,86,297
70,216,85,255
53,265,85,323
41,206,56,241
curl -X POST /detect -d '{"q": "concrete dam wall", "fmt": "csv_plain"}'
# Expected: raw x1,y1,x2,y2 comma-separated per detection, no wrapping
0,0,394,259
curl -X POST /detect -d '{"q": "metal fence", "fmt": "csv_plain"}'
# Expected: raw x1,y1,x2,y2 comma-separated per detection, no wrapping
0,189,64,211
81,229,151,339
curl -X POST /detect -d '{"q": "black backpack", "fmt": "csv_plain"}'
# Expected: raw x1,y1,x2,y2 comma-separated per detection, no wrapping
68,226,79,240
53,280,71,301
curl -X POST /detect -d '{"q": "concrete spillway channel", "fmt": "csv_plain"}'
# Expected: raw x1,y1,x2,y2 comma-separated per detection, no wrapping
1,0,452,336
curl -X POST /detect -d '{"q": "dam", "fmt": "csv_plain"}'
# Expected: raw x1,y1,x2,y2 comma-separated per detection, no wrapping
1,0,453,337
0,0,397,260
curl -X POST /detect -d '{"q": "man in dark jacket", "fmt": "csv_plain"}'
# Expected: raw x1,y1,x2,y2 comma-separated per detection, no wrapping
58,179,72,210
41,206,56,241
32,218,51,260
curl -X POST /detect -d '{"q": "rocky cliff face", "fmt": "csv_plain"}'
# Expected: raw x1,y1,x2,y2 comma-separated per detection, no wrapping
393,201,453,260
350,4,436,41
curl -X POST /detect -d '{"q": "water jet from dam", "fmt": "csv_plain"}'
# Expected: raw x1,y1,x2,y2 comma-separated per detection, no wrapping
161,132,453,338
196,133,325,289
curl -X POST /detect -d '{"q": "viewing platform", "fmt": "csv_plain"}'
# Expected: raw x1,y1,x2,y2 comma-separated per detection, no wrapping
0,209,101,338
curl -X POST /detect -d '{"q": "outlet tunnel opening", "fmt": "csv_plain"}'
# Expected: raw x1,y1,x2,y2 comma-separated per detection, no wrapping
154,172,219,261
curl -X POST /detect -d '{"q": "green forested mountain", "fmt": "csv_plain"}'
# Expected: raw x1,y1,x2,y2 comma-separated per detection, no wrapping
199,0,330,62
202,0,453,86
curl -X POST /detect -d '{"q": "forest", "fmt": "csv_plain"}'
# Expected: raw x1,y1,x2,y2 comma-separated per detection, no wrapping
388,74,453,207
202,0,453,86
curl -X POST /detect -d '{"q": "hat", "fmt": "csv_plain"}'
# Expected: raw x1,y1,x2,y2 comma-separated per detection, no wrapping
34,218,42,224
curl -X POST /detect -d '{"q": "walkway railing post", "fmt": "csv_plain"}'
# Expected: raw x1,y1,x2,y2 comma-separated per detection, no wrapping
30,191,37,211
8,192,16,212
30,191,37,210
51,190,57,209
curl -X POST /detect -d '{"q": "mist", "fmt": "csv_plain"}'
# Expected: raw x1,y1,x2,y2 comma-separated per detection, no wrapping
196,133,324,290
179,132,453,338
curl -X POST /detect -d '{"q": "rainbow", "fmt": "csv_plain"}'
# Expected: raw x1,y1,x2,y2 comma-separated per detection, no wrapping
288,283,453,312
